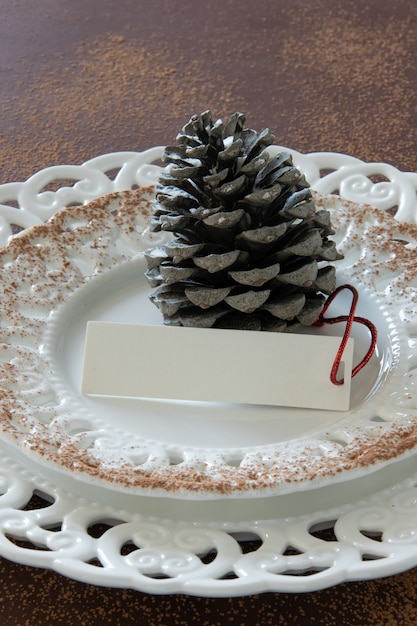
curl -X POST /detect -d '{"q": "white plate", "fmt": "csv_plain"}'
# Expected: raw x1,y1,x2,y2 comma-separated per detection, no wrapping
1,148,417,501
0,149,417,594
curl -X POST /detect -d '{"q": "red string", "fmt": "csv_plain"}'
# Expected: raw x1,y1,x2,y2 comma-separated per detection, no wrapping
313,284,378,386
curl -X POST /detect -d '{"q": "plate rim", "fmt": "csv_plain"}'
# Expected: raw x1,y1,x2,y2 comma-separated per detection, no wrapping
0,151,417,500
0,149,417,594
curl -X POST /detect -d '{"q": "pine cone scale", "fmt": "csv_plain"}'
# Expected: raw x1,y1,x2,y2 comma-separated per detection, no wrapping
229,262,281,287
263,293,306,320
185,286,231,308
165,241,205,260
225,289,270,314
193,249,244,273
203,209,245,229
276,259,318,287
237,223,287,247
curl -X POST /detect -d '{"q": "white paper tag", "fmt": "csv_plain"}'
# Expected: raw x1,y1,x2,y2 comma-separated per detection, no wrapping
81,322,354,411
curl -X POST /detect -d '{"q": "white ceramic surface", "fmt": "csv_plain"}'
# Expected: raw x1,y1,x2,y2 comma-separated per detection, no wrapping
0,149,417,594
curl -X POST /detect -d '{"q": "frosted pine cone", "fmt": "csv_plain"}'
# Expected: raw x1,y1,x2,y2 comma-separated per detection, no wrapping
145,111,342,331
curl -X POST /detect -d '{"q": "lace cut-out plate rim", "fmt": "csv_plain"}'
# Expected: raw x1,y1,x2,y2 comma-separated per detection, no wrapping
0,149,416,593
0,149,417,501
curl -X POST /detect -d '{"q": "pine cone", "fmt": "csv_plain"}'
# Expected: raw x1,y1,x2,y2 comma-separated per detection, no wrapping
145,111,342,331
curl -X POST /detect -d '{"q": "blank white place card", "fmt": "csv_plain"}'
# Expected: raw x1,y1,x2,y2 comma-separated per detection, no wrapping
81,322,354,411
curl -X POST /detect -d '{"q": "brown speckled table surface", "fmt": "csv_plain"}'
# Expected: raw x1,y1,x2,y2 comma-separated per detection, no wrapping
1,0,417,624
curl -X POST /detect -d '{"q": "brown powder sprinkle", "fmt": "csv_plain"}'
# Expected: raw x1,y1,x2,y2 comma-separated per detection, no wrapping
1,0,416,186
0,189,416,500
1,557,417,625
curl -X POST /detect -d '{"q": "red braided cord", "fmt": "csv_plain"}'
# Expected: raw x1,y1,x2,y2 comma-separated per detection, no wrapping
314,284,378,386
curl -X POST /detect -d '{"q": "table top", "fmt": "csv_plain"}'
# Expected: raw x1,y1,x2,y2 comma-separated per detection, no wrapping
0,0,417,624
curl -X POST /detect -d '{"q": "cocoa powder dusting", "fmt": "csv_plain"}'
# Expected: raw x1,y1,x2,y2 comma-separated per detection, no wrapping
0,34,237,184
1,555,417,626
1,189,417,499
1,0,416,185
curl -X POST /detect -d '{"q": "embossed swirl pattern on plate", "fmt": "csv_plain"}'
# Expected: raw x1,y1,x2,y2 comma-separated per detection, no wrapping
1,449,417,594
0,150,417,499
0,150,416,592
